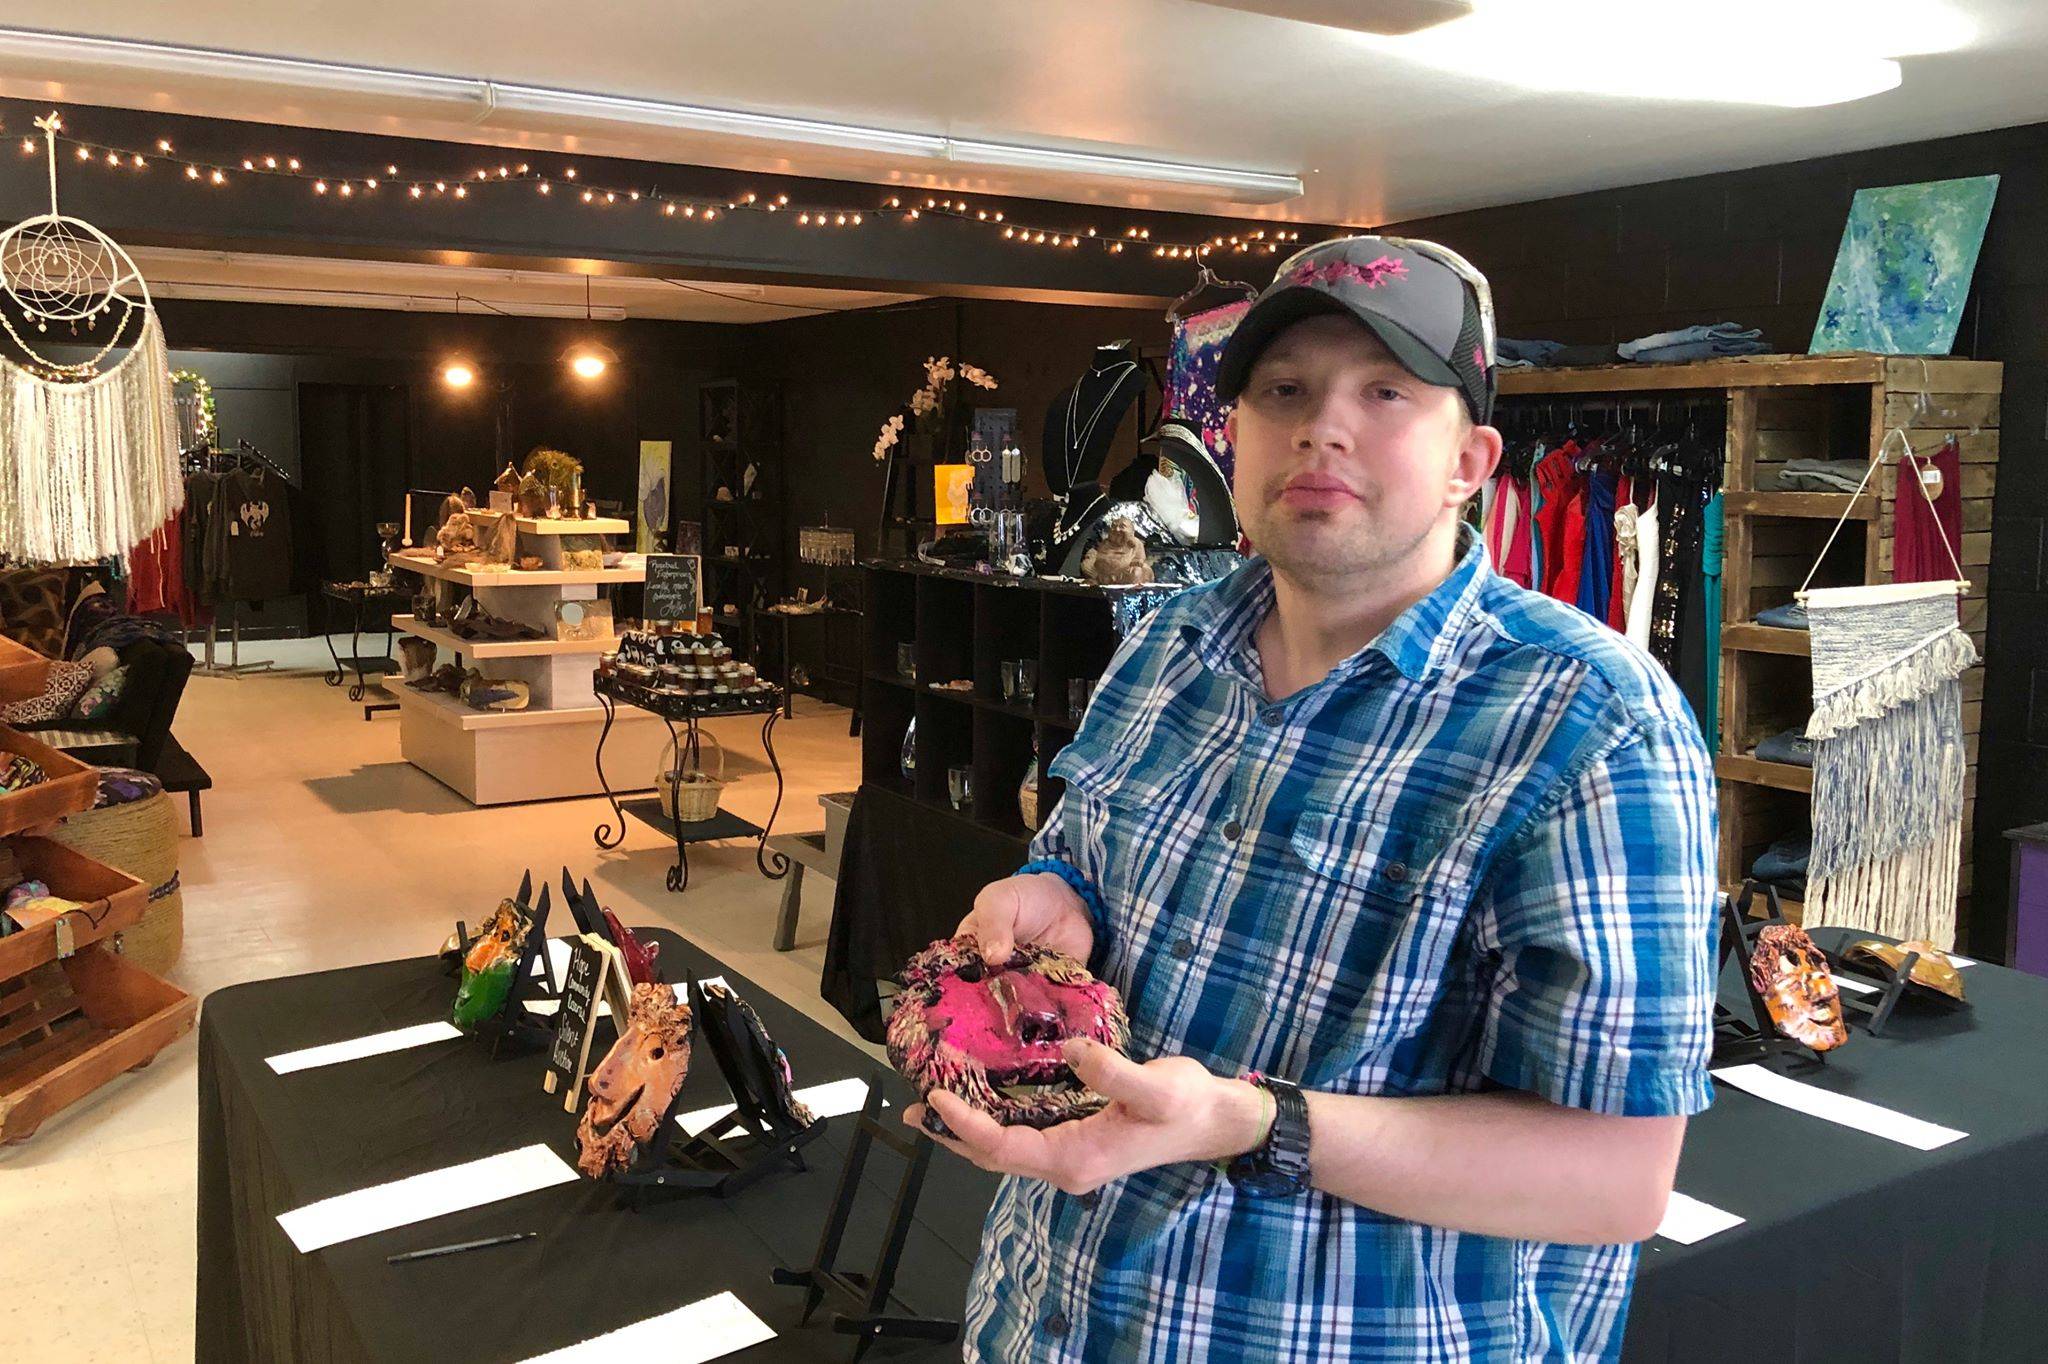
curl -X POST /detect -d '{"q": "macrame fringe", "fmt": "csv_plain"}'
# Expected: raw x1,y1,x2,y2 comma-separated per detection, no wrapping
1802,819,1962,951
1805,625,1976,740
0,310,183,563
1808,686,1965,877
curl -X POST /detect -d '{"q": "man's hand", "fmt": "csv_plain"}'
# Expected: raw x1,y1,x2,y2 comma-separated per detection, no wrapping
903,1038,1270,1196
958,872,1094,965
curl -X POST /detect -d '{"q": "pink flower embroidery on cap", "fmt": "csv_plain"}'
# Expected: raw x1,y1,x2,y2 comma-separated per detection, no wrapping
1286,254,1409,291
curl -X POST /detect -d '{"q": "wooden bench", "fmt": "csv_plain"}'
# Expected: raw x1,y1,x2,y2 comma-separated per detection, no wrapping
765,831,836,952
153,735,212,837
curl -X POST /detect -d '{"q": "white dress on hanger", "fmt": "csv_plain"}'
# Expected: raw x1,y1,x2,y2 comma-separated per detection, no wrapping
1626,497,1660,650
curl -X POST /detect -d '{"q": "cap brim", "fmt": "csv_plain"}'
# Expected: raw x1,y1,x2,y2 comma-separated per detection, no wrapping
1214,287,1463,405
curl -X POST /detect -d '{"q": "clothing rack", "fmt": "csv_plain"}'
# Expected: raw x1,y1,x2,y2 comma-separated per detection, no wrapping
1496,353,1999,942
182,439,298,675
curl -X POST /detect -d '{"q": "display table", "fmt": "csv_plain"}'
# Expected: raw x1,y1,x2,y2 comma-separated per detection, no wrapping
196,930,989,1363
198,928,2048,1361
320,580,409,719
386,543,666,805
591,672,789,892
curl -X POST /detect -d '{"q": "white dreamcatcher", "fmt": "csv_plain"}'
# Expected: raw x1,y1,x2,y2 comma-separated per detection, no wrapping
0,112,182,563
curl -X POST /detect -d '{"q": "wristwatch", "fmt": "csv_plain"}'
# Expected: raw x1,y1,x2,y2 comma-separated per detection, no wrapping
1226,1073,1311,1198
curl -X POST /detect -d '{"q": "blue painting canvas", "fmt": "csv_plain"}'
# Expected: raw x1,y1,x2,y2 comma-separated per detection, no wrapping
1811,175,1998,355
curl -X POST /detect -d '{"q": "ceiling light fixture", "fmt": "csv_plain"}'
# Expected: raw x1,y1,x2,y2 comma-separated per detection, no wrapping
441,360,475,389
0,27,1302,202
1358,0,1973,107
562,276,617,380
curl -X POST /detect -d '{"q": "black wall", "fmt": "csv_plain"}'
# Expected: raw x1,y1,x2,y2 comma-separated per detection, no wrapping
1373,120,2048,958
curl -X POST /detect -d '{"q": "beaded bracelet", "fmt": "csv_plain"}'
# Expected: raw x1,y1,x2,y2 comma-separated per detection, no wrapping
1015,856,1107,932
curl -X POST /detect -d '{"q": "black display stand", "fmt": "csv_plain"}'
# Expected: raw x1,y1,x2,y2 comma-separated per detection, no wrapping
453,872,559,1057
700,379,783,655
603,971,823,1202
1713,882,1827,1072
771,1077,960,1363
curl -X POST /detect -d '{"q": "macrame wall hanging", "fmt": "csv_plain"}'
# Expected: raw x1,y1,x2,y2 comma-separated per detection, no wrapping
0,112,182,564
1796,423,1974,949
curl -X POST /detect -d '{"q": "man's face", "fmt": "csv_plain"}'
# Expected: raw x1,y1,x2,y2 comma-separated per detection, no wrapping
1226,313,1497,582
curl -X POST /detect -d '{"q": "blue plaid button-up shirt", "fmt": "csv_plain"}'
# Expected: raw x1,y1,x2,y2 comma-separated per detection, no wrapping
964,531,1718,1362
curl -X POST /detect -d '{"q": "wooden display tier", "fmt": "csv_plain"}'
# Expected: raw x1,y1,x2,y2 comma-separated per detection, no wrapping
389,679,667,806
0,825,195,1143
1507,353,1998,935
389,558,644,588
862,562,1125,846
385,540,661,806
463,511,633,537
0,636,52,704
0,727,100,838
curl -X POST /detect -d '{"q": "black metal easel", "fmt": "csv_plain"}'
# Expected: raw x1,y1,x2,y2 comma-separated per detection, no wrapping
1713,882,1828,1073
450,872,560,1057
771,1077,960,1362
602,968,824,1201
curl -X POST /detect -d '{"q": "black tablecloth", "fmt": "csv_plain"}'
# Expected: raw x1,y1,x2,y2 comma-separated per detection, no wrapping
823,784,1026,1043
197,931,995,1363
200,926,2048,1362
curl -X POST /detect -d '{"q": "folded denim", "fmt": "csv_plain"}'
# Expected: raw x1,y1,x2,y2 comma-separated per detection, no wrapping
1618,323,1765,359
1755,601,1809,630
1750,829,1811,893
1623,339,1772,364
1498,337,1566,365
1763,458,1870,493
1754,729,1815,768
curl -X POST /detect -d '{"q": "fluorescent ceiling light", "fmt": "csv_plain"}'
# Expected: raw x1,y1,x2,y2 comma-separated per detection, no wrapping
1361,0,1974,108
0,27,1300,201
944,139,1302,201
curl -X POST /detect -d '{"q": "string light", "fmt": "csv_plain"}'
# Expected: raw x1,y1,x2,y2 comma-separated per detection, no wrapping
36,114,1303,265
19,138,33,154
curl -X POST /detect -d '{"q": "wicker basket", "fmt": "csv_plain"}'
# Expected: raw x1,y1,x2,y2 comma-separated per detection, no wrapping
46,774,182,974
656,734,728,824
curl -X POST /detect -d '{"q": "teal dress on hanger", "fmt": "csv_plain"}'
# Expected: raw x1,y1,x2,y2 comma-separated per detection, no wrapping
1701,493,1724,754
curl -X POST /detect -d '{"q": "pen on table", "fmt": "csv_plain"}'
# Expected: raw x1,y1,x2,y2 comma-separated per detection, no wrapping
386,1231,538,1264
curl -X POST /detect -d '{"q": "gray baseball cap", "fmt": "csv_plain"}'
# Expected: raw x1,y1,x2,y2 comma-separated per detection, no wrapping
1214,234,1497,424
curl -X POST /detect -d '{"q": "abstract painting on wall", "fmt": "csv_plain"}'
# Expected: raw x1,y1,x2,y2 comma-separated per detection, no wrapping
636,440,671,553
1810,175,1998,356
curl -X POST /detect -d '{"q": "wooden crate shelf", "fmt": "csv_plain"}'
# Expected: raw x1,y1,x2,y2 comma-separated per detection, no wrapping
1505,353,1997,941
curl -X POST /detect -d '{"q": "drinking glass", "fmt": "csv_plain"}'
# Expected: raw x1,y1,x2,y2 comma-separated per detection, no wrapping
897,643,917,680
1068,677,1093,721
948,765,973,811
1013,658,1038,706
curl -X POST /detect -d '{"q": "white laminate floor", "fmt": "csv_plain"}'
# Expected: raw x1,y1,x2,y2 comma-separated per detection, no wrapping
0,647,871,1362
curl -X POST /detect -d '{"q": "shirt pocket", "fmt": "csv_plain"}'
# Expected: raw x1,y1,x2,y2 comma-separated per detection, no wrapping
1054,739,1225,935
1284,806,1474,1079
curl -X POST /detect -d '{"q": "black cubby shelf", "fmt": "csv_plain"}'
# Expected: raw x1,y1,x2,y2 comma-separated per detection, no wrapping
861,561,1122,847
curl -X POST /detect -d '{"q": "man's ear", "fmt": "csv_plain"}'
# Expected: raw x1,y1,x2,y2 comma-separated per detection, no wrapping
1447,422,1503,508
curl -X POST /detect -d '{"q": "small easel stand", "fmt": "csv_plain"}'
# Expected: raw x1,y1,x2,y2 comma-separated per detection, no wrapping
1821,941,1926,1038
1714,882,1828,1073
605,971,824,1201
452,873,560,1057
771,1076,960,1363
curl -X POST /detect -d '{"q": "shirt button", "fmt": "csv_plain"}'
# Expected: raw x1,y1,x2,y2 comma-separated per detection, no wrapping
1171,937,1195,960
1384,861,1409,884
1222,819,1243,840
1045,1312,1071,1337
1260,708,1282,726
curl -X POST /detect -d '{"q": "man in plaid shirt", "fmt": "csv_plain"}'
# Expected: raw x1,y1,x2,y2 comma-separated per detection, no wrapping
906,235,1719,1362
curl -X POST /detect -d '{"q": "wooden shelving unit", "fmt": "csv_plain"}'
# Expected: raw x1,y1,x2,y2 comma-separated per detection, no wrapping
387,531,666,805
861,563,1124,847
1,654,195,1142
1501,352,1998,932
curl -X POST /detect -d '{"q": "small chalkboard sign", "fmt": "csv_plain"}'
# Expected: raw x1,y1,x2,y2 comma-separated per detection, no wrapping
644,553,700,625
544,937,606,1109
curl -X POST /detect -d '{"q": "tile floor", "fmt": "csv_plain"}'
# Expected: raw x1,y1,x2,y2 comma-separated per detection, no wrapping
0,638,872,1362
